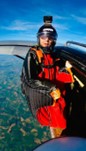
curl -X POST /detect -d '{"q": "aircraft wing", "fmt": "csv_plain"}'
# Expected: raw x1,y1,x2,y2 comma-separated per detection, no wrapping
34,137,86,151
0,41,36,59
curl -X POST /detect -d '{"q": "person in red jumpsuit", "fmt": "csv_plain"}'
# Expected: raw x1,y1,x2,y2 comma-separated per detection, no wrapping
21,16,74,137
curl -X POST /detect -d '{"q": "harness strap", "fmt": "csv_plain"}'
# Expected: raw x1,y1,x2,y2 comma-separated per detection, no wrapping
30,47,43,63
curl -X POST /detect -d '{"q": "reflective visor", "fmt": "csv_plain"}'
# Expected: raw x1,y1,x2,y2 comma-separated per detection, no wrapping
40,35,54,41
38,31,57,40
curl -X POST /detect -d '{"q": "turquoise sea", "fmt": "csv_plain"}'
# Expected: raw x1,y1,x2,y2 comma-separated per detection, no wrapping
0,55,51,151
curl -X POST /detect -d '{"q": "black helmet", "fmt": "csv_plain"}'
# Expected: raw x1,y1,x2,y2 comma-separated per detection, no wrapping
37,16,58,42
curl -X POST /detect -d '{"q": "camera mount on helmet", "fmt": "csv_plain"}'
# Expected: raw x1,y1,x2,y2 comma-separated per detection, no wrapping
43,16,53,24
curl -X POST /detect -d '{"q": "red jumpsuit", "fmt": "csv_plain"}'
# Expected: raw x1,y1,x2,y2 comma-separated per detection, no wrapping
21,47,74,130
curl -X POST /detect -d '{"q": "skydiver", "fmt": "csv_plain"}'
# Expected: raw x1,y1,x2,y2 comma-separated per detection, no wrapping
21,16,74,138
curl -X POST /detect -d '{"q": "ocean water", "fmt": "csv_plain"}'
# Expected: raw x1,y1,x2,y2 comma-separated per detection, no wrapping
0,55,50,151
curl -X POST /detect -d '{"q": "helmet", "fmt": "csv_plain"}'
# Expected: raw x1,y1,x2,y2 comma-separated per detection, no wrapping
37,25,57,40
37,16,58,45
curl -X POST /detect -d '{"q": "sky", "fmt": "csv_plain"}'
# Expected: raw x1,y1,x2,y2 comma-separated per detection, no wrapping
0,0,86,44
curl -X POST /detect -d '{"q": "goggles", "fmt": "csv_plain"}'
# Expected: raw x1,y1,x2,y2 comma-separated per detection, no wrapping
38,31,57,40
40,35,54,40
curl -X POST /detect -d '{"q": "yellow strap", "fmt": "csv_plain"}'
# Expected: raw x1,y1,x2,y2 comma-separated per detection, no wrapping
31,47,43,63
66,68,74,83
50,127,63,138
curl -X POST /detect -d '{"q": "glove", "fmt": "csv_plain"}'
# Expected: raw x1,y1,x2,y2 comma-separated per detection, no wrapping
50,88,61,106
65,60,72,69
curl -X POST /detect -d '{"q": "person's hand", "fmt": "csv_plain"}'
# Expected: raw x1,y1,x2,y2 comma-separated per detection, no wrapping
50,88,61,100
50,88,61,106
